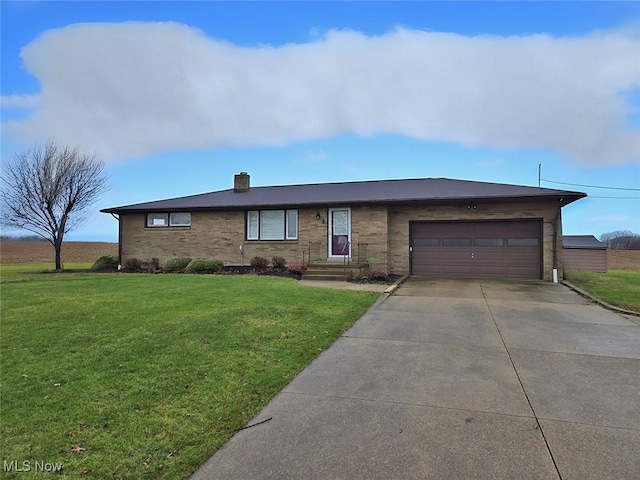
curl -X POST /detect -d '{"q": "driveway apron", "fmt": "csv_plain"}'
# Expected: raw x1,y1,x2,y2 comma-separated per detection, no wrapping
191,277,640,480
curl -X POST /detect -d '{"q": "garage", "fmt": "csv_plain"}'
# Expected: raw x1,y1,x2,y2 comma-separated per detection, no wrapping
410,220,542,279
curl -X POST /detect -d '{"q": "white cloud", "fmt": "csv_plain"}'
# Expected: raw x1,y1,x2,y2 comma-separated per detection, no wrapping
2,22,639,164
1,93,41,109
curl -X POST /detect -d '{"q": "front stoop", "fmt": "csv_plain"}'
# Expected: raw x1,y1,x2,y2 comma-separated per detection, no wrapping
302,262,369,281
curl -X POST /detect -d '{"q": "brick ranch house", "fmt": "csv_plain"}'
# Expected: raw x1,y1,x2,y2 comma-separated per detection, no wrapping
101,173,586,281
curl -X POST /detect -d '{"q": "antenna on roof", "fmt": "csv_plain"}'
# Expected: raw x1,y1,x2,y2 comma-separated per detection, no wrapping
538,164,542,188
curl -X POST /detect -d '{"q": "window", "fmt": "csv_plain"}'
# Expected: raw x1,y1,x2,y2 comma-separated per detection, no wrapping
474,238,504,247
508,238,539,246
147,212,191,227
170,212,191,226
286,210,298,240
414,238,440,246
443,238,472,247
247,209,298,240
247,211,259,240
260,210,285,240
147,213,168,227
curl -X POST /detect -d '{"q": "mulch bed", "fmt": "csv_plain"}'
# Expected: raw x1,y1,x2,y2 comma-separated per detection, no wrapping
348,273,403,285
220,266,401,284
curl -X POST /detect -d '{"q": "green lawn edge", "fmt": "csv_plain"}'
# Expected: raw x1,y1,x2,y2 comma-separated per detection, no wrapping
1,271,380,479
564,270,640,313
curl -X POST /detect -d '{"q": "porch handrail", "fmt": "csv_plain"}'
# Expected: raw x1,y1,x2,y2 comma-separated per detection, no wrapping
343,241,351,275
302,241,312,267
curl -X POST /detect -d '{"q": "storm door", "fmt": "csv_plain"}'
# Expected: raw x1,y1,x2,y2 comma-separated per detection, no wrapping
328,208,351,258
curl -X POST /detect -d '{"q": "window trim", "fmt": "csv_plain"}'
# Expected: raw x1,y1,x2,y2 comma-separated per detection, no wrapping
146,212,191,228
169,212,191,226
147,213,169,227
247,211,259,240
246,209,298,241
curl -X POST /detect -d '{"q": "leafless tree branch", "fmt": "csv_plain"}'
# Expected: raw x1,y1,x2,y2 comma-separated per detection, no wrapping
1,140,109,270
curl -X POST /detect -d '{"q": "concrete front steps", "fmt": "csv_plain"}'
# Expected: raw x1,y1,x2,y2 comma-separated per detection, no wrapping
302,262,369,281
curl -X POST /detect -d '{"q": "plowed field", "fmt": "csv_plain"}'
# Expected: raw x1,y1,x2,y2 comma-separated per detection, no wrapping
607,249,640,270
0,241,118,264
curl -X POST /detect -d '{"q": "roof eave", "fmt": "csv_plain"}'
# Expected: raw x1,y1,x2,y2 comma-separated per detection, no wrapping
101,192,586,214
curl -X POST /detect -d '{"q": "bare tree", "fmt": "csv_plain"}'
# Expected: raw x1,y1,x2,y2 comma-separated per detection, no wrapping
600,230,640,249
1,141,108,270
599,230,639,242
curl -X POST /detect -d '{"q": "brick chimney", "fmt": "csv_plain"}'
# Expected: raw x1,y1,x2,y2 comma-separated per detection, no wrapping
234,172,250,192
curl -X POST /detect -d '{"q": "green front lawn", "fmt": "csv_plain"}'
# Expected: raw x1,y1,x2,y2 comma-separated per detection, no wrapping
0,269,379,479
0,263,93,282
564,270,640,313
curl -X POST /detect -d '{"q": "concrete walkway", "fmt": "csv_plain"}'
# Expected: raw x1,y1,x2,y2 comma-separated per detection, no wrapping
191,277,640,479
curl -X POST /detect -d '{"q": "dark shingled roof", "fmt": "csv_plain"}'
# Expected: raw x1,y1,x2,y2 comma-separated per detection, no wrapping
101,177,586,214
563,235,607,249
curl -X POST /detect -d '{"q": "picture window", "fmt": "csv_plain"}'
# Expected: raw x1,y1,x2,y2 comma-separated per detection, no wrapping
247,209,298,240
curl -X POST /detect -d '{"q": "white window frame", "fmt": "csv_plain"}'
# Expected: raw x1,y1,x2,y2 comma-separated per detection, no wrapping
328,207,351,258
247,211,259,240
169,212,191,226
286,209,298,240
147,213,169,227
146,212,191,227
247,209,298,241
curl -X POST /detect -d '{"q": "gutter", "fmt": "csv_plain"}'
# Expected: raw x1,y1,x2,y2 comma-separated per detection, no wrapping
100,194,587,215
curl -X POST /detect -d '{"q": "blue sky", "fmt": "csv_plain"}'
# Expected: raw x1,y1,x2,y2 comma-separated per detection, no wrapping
1,1,639,242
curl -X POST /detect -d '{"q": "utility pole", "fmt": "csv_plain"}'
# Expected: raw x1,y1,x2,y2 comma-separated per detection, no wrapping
538,164,541,187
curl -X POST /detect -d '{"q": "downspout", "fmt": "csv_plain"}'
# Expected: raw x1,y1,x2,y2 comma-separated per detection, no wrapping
110,213,122,267
552,207,561,283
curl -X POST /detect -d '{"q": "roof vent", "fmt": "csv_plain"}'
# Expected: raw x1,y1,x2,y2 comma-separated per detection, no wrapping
234,172,250,192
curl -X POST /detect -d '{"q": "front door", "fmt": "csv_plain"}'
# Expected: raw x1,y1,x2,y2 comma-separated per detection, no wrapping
329,208,351,258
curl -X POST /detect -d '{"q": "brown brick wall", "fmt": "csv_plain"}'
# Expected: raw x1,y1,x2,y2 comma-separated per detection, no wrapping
350,206,388,271
120,201,565,280
120,209,331,267
387,202,563,281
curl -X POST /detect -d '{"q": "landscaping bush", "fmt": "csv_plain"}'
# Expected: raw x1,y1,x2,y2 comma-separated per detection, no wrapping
164,257,192,273
287,264,306,276
271,256,287,269
369,269,388,281
90,255,119,272
185,259,224,274
141,258,161,273
250,256,269,272
122,257,142,273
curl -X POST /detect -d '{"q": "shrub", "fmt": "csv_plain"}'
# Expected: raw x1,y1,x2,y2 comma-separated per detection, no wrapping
287,264,306,276
369,269,388,280
122,257,142,273
271,256,287,269
164,257,192,273
250,256,269,272
90,255,119,272
141,258,161,273
185,259,224,274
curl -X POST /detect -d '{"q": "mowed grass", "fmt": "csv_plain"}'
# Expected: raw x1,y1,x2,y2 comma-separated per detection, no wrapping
0,263,93,282
565,270,640,313
0,269,379,478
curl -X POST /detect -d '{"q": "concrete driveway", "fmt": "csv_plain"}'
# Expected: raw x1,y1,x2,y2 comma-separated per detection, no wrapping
191,278,640,479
